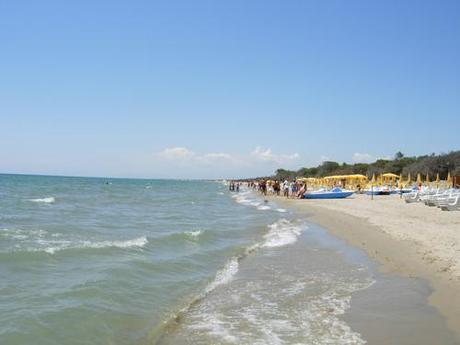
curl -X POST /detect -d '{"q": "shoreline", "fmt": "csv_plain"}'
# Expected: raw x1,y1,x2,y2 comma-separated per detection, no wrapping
267,193,460,341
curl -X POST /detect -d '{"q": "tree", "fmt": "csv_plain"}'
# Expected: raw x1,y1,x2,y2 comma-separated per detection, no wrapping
317,161,340,176
270,150,460,181
394,151,404,160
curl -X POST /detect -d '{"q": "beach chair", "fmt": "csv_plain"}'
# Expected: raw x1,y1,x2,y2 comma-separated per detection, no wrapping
428,190,450,207
439,193,460,211
404,191,419,203
420,189,437,205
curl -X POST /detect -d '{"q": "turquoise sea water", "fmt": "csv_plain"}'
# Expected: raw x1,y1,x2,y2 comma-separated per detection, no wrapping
0,175,285,344
0,174,456,345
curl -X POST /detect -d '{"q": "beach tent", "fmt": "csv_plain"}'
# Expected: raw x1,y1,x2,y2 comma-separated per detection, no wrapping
297,177,318,182
382,173,399,178
297,177,319,187
322,174,368,189
381,173,399,186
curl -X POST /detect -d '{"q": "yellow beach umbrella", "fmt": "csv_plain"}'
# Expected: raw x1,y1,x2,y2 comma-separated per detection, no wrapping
447,172,452,186
382,173,399,179
416,173,422,184
425,173,430,184
398,174,403,188
407,173,412,184
371,173,376,183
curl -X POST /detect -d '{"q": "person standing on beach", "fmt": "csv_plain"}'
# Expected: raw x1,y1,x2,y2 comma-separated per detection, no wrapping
260,180,267,196
273,180,280,196
297,183,306,198
283,180,289,198
290,181,296,198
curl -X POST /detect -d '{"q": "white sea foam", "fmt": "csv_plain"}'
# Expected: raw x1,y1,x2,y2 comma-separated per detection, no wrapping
1,228,48,240
257,205,271,210
205,257,239,294
185,230,202,238
233,193,254,205
262,219,304,248
188,313,238,343
276,208,287,213
41,236,148,254
186,272,373,345
29,197,55,203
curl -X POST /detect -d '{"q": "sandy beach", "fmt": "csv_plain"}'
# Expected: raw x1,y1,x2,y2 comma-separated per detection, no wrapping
270,193,460,339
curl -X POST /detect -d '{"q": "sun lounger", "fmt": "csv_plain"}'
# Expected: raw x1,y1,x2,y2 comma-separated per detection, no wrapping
404,192,419,203
439,194,460,211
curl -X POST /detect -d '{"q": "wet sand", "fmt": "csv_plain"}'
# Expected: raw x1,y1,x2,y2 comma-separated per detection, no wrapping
270,193,460,342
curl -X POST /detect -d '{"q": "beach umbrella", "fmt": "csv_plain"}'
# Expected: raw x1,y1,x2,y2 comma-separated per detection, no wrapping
371,173,376,183
447,172,452,186
398,174,403,188
425,173,430,184
436,173,440,187
416,173,422,184
382,173,399,179
407,173,411,184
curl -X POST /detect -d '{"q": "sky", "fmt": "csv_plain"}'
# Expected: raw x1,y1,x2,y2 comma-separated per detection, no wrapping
0,0,459,179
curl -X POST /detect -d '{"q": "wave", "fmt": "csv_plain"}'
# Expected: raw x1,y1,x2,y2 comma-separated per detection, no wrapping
3,235,148,255
230,189,283,213
184,230,202,238
257,205,271,210
1,228,48,240
28,197,55,203
150,219,307,344
150,256,242,343
4,226,210,256
189,274,374,345
204,220,304,293
262,219,304,248
43,236,148,254
205,257,239,294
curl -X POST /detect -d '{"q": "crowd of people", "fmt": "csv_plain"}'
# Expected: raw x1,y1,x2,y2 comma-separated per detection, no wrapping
230,180,308,199
228,181,240,192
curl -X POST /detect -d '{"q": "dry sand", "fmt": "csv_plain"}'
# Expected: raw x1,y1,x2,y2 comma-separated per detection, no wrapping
270,193,460,340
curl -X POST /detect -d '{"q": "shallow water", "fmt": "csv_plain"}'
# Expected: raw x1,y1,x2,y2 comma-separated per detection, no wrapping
0,175,456,344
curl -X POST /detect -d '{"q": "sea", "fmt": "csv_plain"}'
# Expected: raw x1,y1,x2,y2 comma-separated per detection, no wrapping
0,174,457,345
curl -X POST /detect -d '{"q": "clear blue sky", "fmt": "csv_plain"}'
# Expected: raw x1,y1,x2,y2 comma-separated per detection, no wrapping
1,0,459,178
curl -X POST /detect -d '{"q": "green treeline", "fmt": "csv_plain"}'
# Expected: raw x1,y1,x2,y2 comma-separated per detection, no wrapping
274,151,460,180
